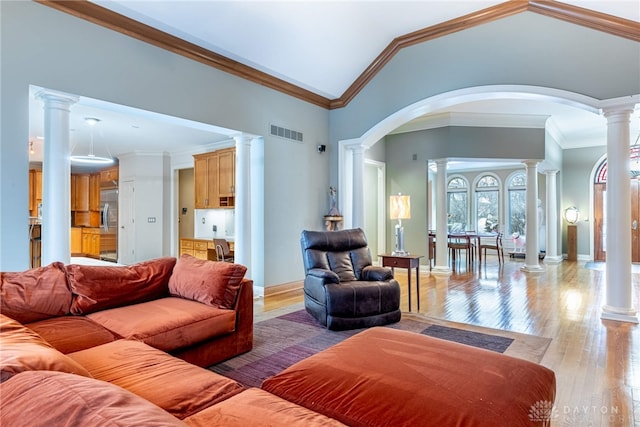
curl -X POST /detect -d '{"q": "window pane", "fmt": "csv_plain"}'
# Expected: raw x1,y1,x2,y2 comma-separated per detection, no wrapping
509,189,526,236
476,190,499,232
447,192,467,230
448,177,466,189
509,172,526,187
477,176,498,188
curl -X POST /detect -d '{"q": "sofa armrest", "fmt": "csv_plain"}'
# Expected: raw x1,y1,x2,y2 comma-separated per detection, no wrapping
361,266,394,281
307,268,340,284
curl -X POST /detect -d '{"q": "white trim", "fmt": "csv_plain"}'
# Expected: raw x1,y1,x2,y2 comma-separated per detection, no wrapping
364,159,386,257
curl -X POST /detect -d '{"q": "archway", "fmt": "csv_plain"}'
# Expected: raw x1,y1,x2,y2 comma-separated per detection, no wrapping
338,84,602,229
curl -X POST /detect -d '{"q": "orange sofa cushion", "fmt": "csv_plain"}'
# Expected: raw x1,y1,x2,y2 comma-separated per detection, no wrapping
86,297,236,352
0,261,72,323
0,370,187,426
26,316,117,354
169,254,247,309
184,388,346,427
67,256,176,314
0,314,91,382
263,327,556,427
68,339,243,419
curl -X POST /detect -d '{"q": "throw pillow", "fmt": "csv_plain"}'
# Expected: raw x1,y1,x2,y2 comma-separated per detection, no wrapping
0,314,91,382
168,254,246,309
0,261,72,324
67,257,176,315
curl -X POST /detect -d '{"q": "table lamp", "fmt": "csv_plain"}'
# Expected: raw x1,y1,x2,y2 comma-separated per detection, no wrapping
390,194,411,255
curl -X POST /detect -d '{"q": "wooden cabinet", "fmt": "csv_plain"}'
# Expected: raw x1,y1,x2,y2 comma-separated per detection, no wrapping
74,174,90,212
90,173,100,211
71,227,83,255
180,239,194,257
100,166,119,184
29,169,42,217
81,228,100,258
180,238,216,260
193,148,235,209
218,149,235,198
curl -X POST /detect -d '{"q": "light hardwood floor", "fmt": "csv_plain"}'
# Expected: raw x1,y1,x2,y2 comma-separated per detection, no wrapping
257,258,640,427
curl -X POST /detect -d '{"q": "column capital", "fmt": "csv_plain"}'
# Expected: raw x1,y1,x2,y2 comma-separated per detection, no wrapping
521,159,540,168
233,134,252,146
342,138,367,153
600,95,639,116
543,169,559,176
35,89,79,107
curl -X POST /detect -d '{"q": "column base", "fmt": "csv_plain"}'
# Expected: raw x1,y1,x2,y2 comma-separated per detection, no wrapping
543,255,563,264
520,264,545,273
601,305,638,323
430,266,452,276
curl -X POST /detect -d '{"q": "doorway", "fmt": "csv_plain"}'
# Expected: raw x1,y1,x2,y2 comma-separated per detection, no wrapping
593,179,640,263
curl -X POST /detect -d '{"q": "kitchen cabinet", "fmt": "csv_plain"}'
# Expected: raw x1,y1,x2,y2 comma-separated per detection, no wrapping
180,239,194,257
90,173,100,211
74,174,90,212
71,227,83,255
29,169,42,217
100,166,119,184
81,228,100,258
193,148,235,209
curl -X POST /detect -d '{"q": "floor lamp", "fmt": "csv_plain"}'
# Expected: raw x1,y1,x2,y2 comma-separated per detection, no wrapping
390,194,411,256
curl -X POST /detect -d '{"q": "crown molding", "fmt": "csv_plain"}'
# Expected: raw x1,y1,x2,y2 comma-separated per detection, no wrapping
37,1,640,111
34,0,332,109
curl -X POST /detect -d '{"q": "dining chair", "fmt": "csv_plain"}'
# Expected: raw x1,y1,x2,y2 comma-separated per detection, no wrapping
448,233,472,267
479,232,504,265
213,239,234,262
428,232,436,270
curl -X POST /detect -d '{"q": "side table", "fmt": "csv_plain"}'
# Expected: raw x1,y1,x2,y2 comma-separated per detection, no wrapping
379,254,423,312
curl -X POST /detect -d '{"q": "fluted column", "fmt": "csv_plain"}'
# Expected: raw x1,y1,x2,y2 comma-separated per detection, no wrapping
350,144,366,229
544,170,561,263
521,160,544,272
432,159,451,275
36,89,78,265
234,135,251,277
601,105,638,323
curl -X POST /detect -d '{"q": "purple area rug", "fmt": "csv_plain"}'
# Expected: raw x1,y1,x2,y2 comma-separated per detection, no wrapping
209,309,515,388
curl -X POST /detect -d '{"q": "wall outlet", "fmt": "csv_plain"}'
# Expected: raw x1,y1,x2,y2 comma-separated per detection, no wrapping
147,217,156,223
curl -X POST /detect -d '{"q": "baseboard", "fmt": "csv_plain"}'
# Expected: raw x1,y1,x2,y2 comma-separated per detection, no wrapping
263,281,304,298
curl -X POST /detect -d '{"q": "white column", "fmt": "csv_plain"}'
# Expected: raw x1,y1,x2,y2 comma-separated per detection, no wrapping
234,135,251,277
432,159,451,275
350,144,366,229
601,105,638,323
36,90,78,266
521,160,544,272
544,170,561,263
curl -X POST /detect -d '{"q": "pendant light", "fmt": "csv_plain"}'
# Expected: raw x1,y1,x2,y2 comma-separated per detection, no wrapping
70,117,113,164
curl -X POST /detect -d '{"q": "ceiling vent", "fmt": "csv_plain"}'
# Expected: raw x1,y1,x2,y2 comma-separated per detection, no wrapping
270,124,303,143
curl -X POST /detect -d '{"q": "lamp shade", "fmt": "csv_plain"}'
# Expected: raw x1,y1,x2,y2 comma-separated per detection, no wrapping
564,206,580,224
390,194,411,220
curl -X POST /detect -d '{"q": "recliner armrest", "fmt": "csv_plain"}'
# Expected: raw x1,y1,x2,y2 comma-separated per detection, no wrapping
307,268,340,284
361,266,394,281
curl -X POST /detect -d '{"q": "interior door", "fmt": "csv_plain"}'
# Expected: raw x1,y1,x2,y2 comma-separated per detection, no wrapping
119,180,135,265
594,180,640,262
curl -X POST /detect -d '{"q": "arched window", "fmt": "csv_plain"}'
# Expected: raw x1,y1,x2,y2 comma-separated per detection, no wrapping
507,171,526,236
475,175,500,232
447,176,468,232
594,145,640,183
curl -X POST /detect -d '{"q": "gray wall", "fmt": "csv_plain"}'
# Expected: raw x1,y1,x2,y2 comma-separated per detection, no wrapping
562,146,607,256
0,1,329,290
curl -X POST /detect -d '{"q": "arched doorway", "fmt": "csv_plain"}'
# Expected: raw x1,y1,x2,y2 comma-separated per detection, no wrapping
593,145,640,262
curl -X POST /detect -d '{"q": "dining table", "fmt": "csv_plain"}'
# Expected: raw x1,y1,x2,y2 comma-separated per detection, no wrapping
429,231,499,267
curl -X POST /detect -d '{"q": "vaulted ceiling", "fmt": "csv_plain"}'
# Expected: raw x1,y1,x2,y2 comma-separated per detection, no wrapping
30,1,640,169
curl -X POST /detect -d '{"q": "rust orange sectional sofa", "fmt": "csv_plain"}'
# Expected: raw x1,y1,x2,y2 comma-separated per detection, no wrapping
1,255,556,426
0,255,345,426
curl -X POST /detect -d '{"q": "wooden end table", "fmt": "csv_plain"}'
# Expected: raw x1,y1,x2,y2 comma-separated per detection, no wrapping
379,254,423,312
